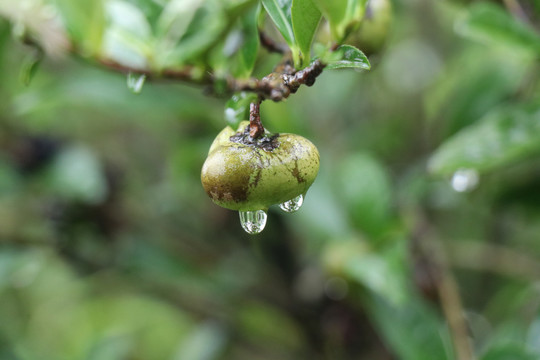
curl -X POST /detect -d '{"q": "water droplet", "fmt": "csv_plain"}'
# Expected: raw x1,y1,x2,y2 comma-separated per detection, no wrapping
279,194,304,213
451,168,479,192
239,210,267,234
127,72,146,94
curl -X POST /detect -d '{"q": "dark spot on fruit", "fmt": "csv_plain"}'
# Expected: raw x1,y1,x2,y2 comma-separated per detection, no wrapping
204,172,250,203
292,160,306,183
252,167,263,188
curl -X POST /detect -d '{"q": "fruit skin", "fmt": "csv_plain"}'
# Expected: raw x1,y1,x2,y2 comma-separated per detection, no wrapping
201,121,320,211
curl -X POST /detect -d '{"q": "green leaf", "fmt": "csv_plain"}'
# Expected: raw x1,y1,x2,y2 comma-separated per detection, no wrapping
455,2,540,55
481,344,539,360
344,242,407,305
51,0,106,55
312,0,368,41
164,4,227,67
334,153,391,236
103,0,154,68
366,295,453,360
428,105,540,176
224,92,258,127
312,0,348,40
326,45,370,70
156,0,203,40
20,48,43,86
424,47,529,136
261,0,295,46
291,0,321,67
233,4,260,78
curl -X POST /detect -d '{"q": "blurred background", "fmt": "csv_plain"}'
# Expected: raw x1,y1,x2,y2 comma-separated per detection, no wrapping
1,0,540,359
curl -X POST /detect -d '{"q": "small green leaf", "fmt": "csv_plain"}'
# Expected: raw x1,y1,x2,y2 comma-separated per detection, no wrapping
455,2,540,55
326,45,370,70
291,0,321,68
224,92,258,127
261,0,294,46
428,105,540,176
20,48,43,86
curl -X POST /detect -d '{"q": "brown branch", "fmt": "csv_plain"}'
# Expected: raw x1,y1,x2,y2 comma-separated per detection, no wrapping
436,263,474,360
258,30,289,54
503,0,532,25
446,241,540,280
97,59,212,84
230,59,326,101
411,217,474,360
249,99,264,138
94,56,325,102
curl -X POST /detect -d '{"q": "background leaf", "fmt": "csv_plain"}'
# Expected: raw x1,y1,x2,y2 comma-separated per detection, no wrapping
52,0,105,55
224,92,258,127
366,295,453,360
428,105,540,176
480,344,538,360
233,4,261,78
333,153,392,236
455,2,540,55
103,0,153,68
312,0,348,40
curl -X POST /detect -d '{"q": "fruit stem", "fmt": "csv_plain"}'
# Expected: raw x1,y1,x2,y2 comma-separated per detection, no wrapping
249,99,264,139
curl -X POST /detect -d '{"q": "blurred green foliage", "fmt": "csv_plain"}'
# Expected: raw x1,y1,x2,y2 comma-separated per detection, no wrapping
1,0,540,359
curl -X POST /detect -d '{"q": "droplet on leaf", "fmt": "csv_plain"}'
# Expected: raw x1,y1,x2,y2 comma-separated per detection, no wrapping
239,210,267,234
451,168,479,192
127,72,146,94
279,194,304,213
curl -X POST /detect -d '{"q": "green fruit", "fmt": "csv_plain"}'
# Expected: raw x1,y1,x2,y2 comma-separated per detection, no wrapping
201,121,320,211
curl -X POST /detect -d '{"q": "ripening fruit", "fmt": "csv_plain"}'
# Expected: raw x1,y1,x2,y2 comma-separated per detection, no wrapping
201,121,320,212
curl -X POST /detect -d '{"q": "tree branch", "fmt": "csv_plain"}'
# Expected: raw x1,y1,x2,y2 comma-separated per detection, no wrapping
19,22,327,104
90,53,326,102
503,0,531,25
446,240,540,280
258,29,289,54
